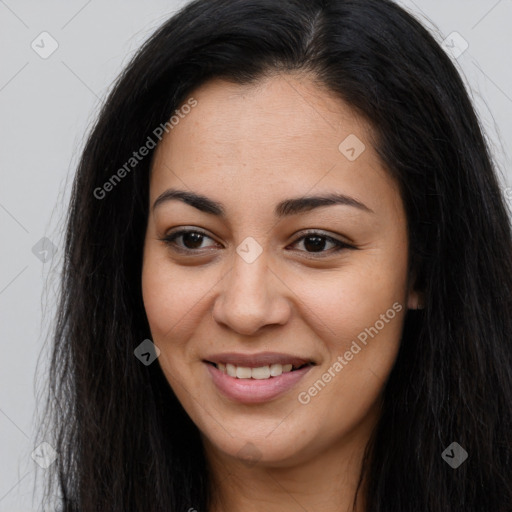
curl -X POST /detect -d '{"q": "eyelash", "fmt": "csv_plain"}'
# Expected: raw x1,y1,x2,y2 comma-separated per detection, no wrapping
159,229,355,257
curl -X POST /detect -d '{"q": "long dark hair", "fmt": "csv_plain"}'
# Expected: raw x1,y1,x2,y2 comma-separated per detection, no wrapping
38,0,512,510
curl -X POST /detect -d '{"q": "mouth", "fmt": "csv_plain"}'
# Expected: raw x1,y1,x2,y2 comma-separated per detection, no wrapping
203,352,316,404
204,360,314,380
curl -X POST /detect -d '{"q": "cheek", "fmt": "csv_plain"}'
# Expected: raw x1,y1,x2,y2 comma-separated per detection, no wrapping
141,252,202,390
291,246,408,413
141,242,223,367
141,259,174,337
298,252,408,343
141,245,196,340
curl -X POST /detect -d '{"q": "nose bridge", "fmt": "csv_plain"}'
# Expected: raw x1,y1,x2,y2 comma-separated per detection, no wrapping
212,240,289,334
227,242,271,307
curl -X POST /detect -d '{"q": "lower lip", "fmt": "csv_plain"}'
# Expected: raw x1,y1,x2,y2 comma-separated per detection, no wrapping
205,363,313,404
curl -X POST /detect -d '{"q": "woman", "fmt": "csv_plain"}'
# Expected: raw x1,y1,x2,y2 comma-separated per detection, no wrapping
39,0,512,510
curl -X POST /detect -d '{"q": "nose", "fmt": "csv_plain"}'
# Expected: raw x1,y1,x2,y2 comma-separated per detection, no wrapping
211,248,291,336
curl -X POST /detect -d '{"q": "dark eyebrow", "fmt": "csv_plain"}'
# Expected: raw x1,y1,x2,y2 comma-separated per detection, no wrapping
152,188,374,217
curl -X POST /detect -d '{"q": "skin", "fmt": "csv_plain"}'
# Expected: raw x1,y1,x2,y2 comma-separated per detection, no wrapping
141,73,422,512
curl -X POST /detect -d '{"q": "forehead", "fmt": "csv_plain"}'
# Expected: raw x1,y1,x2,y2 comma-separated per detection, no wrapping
154,73,371,157
149,74,399,218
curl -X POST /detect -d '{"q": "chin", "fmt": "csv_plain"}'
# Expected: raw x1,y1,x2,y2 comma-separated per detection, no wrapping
200,418,321,468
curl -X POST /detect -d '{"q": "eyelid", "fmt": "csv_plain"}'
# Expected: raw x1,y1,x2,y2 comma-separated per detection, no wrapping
293,228,355,247
158,227,219,252
159,228,357,255
288,230,356,257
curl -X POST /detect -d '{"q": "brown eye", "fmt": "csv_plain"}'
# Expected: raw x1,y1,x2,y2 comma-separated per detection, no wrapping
160,229,219,253
302,235,330,252
289,231,355,256
180,231,206,249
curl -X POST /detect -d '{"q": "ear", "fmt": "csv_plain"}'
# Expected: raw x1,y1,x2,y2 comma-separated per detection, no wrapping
407,265,425,310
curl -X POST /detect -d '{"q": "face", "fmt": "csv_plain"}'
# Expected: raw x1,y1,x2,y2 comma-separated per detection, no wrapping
141,74,419,468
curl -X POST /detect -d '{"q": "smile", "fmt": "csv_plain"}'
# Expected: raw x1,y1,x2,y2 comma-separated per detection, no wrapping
207,361,312,379
203,352,315,404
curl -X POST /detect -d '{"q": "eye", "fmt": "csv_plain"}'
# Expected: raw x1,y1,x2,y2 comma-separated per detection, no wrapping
159,229,219,253
159,228,356,257
288,231,355,256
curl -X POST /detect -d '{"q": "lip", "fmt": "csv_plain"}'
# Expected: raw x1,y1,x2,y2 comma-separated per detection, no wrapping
205,361,314,404
204,351,313,368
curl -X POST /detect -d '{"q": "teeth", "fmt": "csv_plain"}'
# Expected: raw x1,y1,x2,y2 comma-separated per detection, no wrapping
269,363,282,377
251,366,271,379
236,366,252,379
226,363,236,377
215,362,300,379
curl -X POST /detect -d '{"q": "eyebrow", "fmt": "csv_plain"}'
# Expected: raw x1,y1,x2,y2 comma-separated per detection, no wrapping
152,188,374,217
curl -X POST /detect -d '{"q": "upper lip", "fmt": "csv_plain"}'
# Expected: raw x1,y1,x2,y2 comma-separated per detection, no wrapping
204,351,315,368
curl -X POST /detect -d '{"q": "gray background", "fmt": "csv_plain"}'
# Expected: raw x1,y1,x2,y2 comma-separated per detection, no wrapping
0,1,511,510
